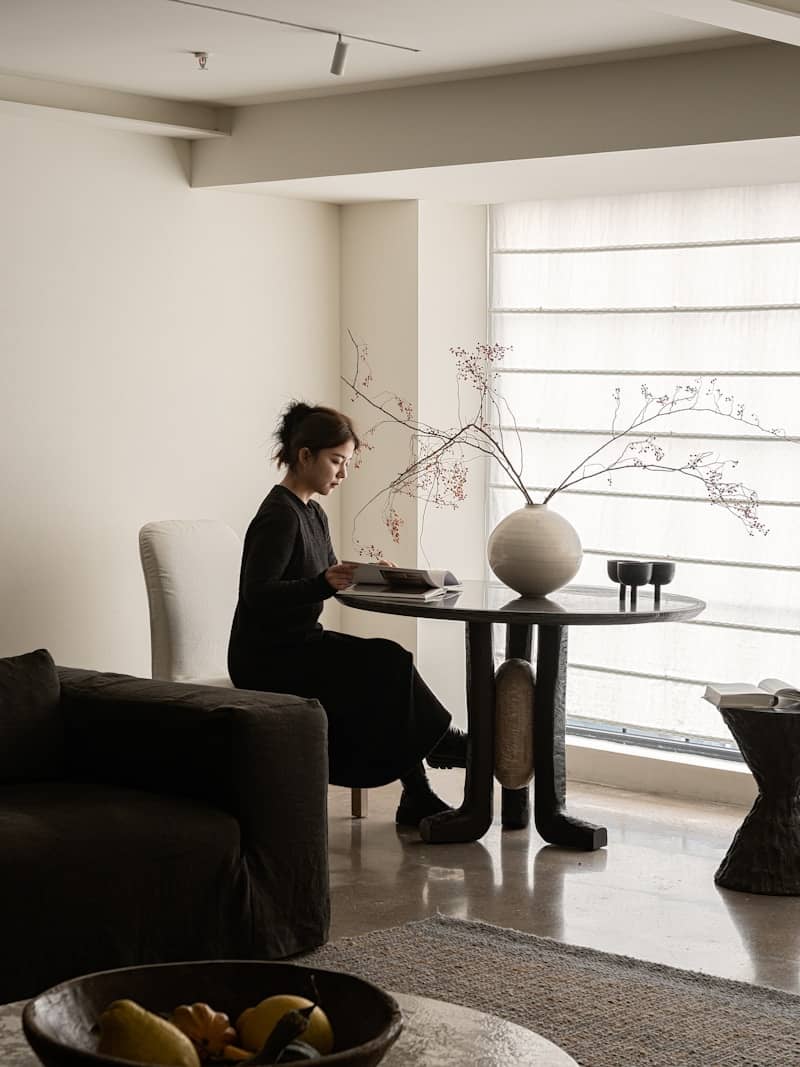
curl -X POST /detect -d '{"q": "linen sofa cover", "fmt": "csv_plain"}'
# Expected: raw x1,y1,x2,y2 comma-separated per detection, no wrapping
0,661,330,1002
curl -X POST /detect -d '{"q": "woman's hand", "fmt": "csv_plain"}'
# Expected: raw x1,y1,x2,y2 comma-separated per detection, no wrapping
325,562,358,590
377,559,396,567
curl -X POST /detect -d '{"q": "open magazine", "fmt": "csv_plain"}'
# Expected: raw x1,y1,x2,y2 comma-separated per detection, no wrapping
703,677,800,710
342,562,462,601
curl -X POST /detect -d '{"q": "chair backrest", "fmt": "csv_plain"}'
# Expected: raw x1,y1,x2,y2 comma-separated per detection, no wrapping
138,519,242,685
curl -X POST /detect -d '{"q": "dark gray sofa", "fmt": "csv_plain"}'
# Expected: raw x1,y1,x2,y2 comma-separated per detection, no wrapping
0,650,330,1002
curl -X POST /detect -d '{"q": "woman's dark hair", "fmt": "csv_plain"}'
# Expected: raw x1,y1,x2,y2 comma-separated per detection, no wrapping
274,401,360,469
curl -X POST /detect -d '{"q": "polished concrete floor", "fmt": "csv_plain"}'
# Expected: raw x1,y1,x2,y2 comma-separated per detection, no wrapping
327,772,800,994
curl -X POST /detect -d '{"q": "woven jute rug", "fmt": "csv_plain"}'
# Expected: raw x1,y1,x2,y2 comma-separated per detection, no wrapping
301,913,800,1067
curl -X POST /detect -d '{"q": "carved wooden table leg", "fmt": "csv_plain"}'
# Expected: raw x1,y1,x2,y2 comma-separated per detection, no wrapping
420,621,495,844
533,625,607,850
500,623,534,830
715,706,800,895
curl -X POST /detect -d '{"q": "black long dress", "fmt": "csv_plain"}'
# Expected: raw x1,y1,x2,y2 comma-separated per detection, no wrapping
228,485,451,788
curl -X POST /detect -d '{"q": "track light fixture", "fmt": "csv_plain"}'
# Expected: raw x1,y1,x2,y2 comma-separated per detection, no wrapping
330,34,348,77
167,0,419,76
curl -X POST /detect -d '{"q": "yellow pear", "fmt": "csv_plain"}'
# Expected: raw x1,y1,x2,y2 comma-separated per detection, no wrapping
98,999,201,1067
237,994,334,1055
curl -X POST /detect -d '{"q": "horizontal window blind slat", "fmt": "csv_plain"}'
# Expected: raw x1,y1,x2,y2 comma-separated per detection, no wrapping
497,368,800,377
496,425,798,443
565,670,729,742
692,618,800,638
581,548,799,573
578,544,793,570
570,623,799,681
575,554,800,633
493,245,800,307
489,435,799,501
567,670,729,738
568,662,711,689
492,304,800,314
494,374,797,437
491,310,800,373
489,481,799,508
491,188,800,248
493,235,800,254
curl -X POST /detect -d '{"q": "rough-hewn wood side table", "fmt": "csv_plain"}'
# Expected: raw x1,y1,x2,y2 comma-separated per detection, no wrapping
339,581,705,849
715,705,800,895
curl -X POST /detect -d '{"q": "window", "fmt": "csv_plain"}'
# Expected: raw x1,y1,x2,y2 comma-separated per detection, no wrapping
488,185,800,753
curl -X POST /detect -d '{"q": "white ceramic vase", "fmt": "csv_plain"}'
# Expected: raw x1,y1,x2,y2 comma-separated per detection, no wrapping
487,503,582,597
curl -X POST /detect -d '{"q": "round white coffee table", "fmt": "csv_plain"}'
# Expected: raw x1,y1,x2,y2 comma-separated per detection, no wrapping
386,992,578,1065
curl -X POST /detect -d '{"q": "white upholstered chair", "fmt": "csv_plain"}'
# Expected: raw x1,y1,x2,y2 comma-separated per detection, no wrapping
138,518,367,817
138,519,241,687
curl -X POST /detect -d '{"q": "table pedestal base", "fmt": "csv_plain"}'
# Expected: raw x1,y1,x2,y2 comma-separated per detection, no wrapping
422,622,607,850
501,786,530,829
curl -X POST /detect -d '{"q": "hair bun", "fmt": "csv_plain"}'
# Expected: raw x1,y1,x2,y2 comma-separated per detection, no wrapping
272,401,359,469
281,401,314,442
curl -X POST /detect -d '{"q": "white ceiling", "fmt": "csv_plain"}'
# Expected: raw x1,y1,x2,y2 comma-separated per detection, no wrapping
0,0,742,106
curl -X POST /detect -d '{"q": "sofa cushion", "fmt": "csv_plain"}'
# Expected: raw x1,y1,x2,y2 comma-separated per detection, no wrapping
0,649,63,784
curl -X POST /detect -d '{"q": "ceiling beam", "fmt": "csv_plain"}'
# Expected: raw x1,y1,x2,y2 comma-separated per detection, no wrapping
0,73,230,139
192,41,800,188
622,1,800,46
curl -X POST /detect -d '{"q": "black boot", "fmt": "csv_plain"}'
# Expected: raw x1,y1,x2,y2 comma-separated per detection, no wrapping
426,726,469,769
395,763,452,827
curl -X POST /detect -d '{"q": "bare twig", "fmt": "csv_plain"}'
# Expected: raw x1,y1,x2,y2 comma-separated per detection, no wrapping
343,338,780,551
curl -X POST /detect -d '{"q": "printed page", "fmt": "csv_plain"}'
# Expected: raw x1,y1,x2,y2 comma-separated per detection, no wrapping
346,563,390,586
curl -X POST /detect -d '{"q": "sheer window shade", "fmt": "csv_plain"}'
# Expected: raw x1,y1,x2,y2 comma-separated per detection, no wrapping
489,185,800,747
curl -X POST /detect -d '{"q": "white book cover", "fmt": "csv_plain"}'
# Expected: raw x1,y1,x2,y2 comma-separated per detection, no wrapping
702,683,777,709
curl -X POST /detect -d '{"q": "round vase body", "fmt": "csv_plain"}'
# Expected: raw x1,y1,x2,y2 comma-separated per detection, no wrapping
488,503,582,597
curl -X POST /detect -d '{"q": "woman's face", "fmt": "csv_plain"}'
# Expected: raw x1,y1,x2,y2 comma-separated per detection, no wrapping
298,440,355,495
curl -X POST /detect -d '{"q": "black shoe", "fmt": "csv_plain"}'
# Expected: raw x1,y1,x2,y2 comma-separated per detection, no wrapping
395,788,452,828
426,726,468,769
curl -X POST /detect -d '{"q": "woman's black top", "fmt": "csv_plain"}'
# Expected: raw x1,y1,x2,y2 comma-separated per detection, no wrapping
229,484,337,660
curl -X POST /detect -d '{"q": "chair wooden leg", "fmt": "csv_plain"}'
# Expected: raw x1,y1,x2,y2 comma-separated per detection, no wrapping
350,787,368,819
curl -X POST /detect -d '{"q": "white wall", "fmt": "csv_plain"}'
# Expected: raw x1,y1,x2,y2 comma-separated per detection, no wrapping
0,114,340,673
416,202,488,727
338,201,420,652
337,200,487,726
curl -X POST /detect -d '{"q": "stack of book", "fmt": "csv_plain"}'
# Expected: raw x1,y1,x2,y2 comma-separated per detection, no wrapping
703,678,800,710
341,563,462,602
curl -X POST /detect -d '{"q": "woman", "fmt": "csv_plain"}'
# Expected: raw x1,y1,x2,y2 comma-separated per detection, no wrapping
228,401,467,828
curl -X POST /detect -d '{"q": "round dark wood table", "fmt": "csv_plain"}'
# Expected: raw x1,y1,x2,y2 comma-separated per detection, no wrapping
338,581,705,848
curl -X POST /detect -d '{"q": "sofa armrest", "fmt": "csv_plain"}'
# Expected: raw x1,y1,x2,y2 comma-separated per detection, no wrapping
58,666,330,956
58,667,328,838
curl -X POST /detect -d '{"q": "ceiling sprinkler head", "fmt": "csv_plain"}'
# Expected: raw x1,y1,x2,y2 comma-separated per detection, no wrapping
192,51,209,71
